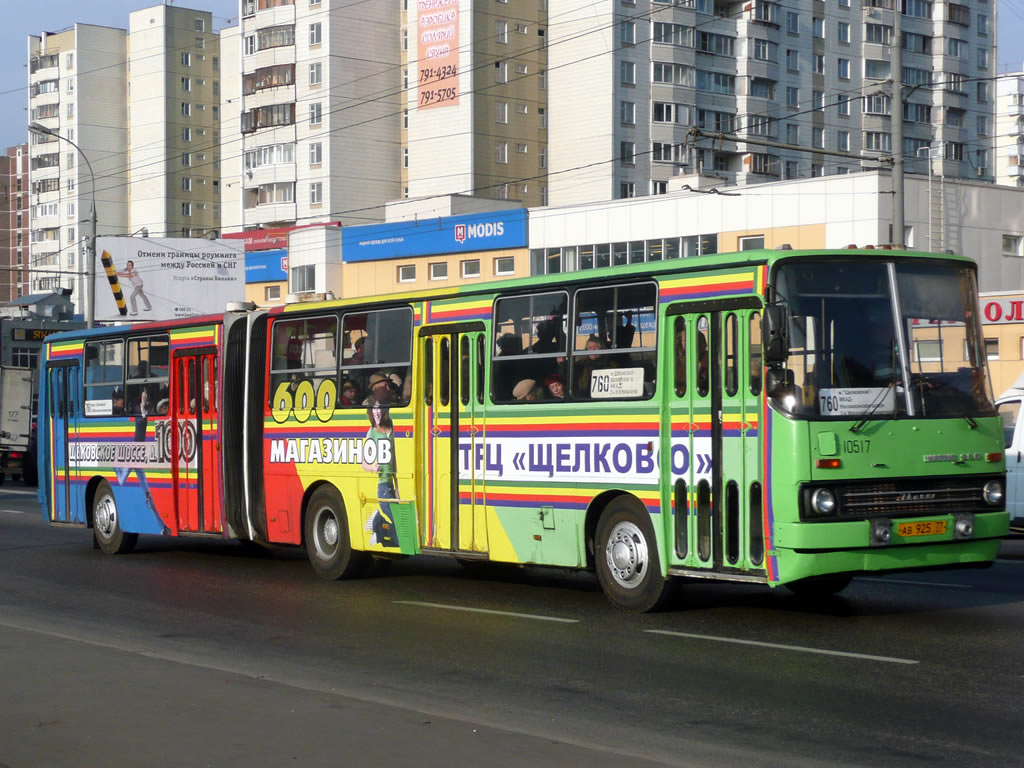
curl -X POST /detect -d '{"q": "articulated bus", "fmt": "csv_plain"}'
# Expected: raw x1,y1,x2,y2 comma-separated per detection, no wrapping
39,248,1009,611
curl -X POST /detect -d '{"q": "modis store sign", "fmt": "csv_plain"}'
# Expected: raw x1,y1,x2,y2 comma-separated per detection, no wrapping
981,298,1024,325
342,209,526,262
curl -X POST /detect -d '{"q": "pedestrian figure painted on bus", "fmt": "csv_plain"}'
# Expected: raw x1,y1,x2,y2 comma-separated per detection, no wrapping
362,399,400,547
114,387,166,533
117,259,152,315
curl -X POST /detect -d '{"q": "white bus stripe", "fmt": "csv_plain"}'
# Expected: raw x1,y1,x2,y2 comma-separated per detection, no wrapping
394,600,579,623
645,630,919,665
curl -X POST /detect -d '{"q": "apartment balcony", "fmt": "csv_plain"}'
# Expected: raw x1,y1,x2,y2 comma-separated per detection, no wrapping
1004,104,1024,117
1008,164,1024,178
932,88,969,109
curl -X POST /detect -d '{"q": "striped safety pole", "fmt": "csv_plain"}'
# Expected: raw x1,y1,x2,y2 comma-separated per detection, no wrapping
100,250,128,317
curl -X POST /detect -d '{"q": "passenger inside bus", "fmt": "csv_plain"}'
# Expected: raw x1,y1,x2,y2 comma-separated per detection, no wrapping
340,378,361,406
364,372,401,405
112,387,125,416
575,335,616,397
513,379,538,401
545,374,565,399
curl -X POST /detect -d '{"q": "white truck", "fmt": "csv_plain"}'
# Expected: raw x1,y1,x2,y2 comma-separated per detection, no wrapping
0,366,34,485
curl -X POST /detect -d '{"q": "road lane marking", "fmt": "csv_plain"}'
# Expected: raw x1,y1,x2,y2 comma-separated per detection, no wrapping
644,630,919,665
0,488,37,496
394,600,578,624
0,508,25,514
858,577,971,589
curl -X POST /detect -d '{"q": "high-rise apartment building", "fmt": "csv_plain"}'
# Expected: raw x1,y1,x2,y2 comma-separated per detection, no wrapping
128,5,221,237
548,0,997,206
401,0,549,206
0,145,30,300
228,0,400,235
996,70,1024,188
28,24,129,304
27,6,222,318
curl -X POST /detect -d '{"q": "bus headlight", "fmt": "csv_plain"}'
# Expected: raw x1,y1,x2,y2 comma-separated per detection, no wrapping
811,488,837,515
982,480,1004,506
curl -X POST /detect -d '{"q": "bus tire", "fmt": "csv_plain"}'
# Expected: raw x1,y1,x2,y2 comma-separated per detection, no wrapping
784,574,852,598
595,498,675,612
304,486,370,581
93,481,138,555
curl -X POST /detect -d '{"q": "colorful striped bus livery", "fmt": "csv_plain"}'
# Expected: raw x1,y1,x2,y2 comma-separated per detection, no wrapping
39,248,1009,611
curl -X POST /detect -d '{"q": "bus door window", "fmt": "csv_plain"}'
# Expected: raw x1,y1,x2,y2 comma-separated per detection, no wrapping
749,312,762,395
492,291,567,403
475,335,485,405
423,337,434,406
724,313,738,397
439,337,450,407
673,316,686,397
696,317,710,397
460,336,470,407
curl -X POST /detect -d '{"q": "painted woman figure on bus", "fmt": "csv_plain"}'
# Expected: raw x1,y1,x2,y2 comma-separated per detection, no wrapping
362,399,400,547
114,387,168,534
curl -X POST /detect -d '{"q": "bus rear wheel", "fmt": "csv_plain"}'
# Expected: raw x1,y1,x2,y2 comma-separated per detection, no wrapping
595,498,675,612
93,481,138,555
304,486,370,581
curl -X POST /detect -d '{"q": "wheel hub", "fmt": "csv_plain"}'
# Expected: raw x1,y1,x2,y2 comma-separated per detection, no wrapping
322,516,338,547
95,498,115,536
605,521,648,590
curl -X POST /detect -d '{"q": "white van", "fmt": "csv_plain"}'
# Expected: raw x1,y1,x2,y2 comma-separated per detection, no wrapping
996,387,1024,528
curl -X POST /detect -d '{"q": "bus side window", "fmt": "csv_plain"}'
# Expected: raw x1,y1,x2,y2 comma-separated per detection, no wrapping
749,312,762,395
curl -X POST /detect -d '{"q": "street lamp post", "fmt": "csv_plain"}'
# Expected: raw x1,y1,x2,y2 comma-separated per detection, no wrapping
28,121,97,328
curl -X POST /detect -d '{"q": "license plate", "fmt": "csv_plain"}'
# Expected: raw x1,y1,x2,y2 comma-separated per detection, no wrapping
897,520,948,538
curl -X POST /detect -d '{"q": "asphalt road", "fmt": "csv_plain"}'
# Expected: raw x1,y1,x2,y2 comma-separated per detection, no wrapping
3,485,1024,767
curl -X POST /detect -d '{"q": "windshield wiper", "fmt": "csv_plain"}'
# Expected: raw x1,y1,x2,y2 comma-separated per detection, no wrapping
850,380,896,433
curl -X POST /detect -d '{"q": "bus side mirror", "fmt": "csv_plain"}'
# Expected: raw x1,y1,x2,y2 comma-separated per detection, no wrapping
764,305,789,365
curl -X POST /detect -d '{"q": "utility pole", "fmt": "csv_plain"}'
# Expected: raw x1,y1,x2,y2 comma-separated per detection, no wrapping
891,0,904,247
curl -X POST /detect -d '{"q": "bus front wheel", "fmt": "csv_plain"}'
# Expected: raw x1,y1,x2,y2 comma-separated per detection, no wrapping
595,498,675,612
93,481,138,555
304,486,370,580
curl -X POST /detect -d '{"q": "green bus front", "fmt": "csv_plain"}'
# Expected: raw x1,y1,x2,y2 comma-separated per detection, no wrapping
761,254,1008,588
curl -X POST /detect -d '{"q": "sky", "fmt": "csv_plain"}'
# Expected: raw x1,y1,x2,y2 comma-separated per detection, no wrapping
2,0,1023,149
0,0,238,149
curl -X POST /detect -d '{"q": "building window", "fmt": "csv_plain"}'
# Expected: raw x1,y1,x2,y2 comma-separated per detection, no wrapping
813,127,824,148
461,259,481,278
310,182,323,205
291,265,316,293
265,286,281,302
620,101,635,124
182,202,192,217
1003,235,1023,257
838,21,849,43
181,152,192,167
181,77,192,92
838,58,850,80
537,107,546,129
494,256,514,275
310,23,322,45
182,176,192,191
739,235,765,250
496,101,508,123
837,94,850,116
812,17,824,37
496,142,507,163
496,20,508,43
837,130,849,151
620,141,635,165
620,21,635,45
182,52,191,67
182,102,192,116
430,262,448,281
403,147,409,168
309,102,322,125
786,86,798,107
619,182,636,198
310,142,322,165
620,60,635,85
398,265,416,283
786,12,799,34
182,127,192,141
538,147,547,169
309,62,322,85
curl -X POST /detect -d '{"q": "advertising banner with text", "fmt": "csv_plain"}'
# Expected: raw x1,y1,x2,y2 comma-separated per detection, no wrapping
417,0,459,109
96,237,246,322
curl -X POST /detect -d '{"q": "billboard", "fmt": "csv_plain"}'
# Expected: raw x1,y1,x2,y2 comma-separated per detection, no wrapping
342,209,527,262
95,237,246,322
416,0,459,110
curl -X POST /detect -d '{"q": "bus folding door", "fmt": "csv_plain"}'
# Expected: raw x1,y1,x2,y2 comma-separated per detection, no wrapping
418,325,488,555
171,348,221,534
667,300,764,575
46,363,86,525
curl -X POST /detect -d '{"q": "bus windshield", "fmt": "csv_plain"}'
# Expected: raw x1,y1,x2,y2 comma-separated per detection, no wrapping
770,259,994,420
